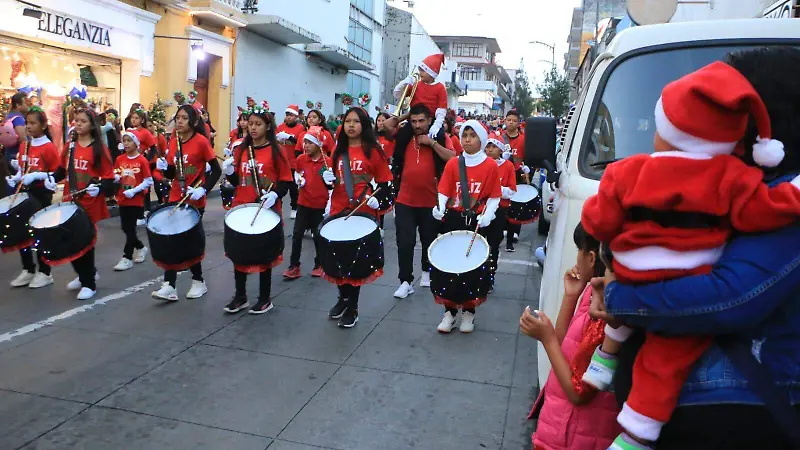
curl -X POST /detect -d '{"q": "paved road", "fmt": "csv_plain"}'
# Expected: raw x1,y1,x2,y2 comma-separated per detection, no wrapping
0,196,545,450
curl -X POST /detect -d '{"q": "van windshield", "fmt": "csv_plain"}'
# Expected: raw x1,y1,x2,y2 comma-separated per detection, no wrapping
579,44,799,179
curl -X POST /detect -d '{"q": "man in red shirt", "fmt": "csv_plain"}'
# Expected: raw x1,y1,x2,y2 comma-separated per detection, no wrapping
276,104,306,219
392,104,456,299
502,109,531,251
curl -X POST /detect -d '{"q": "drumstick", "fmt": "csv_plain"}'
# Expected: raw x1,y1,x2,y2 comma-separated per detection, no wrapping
9,163,33,205
344,187,381,221
250,182,274,227
465,220,482,258
169,178,203,216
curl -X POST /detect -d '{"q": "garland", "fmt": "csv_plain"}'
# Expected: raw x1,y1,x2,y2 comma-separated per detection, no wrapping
358,92,371,107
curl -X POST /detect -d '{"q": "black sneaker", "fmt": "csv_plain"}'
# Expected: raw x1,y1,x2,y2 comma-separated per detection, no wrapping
506,244,516,253
223,296,249,314
338,309,359,328
249,299,274,315
329,298,347,319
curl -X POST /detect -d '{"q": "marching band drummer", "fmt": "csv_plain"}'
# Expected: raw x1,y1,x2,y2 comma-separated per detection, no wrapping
5,107,60,289
295,109,335,157
485,131,517,292
431,119,502,333
151,104,222,302
220,102,293,315
321,107,393,329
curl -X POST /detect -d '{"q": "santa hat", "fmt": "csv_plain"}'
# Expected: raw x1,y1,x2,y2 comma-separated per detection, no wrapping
486,132,506,152
286,104,300,116
304,126,324,147
655,61,784,167
122,130,141,148
460,119,487,151
420,53,445,79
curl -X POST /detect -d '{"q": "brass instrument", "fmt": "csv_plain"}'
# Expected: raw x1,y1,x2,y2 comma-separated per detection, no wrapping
393,67,420,117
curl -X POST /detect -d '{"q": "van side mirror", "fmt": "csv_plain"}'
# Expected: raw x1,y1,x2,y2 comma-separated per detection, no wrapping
524,117,557,175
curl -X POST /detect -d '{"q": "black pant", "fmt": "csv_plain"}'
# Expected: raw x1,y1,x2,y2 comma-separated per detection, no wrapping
488,207,508,276
142,191,151,215
119,206,145,260
234,269,271,300
154,180,167,204
338,284,360,308
20,246,50,275
395,203,438,283
505,221,520,248
164,208,204,287
289,170,299,210
71,247,96,290
290,205,324,267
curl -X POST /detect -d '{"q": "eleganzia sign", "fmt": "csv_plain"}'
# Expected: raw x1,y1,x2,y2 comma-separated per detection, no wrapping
37,12,111,47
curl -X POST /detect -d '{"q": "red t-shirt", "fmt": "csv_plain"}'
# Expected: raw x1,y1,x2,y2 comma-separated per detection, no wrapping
276,122,306,169
330,145,392,216
115,153,152,207
410,81,447,115
61,142,114,223
449,133,464,154
156,133,167,157
504,131,525,169
397,139,438,208
438,156,501,214
296,129,335,157
165,133,215,209
17,138,60,189
497,159,518,208
128,127,157,154
296,153,332,209
231,143,292,208
378,136,395,160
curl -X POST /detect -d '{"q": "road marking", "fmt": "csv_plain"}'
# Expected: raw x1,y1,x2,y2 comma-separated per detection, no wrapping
0,276,164,344
498,259,536,266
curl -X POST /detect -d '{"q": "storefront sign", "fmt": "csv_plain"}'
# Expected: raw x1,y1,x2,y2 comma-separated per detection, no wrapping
762,0,797,18
37,12,111,47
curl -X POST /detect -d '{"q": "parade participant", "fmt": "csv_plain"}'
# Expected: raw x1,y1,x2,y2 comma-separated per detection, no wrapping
296,109,335,157
580,61,800,449
431,119,501,333
444,116,463,154
392,104,455,299
485,131,516,289
221,102,292,314
112,132,153,271
503,110,530,252
151,105,221,302
147,121,168,205
385,53,448,139
283,126,331,280
375,112,395,161
201,109,217,149
276,104,306,219
51,109,116,300
321,107,392,328
227,112,248,155
126,107,158,219
3,93,28,195
5,107,59,288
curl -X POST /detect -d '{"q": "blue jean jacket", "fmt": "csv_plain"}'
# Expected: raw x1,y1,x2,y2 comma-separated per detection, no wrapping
605,174,800,407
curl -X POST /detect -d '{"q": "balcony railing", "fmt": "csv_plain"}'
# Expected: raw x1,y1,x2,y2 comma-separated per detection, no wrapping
464,80,497,93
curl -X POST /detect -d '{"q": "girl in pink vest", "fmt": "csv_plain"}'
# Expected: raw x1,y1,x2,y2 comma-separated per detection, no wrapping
520,222,622,450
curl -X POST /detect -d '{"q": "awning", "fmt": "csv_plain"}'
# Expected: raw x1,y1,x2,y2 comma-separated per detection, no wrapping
246,15,319,45
304,44,374,71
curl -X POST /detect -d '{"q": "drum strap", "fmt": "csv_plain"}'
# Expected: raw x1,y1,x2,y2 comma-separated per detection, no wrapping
341,150,355,204
458,154,472,213
503,133,521,167
67,140,78,194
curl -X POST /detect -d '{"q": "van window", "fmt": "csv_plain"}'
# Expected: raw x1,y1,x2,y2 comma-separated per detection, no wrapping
579,44,798,179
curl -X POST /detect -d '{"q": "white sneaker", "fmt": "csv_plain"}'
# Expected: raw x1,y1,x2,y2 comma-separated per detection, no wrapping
77,287,96,300
29,272,54,289
113,258,134,271
10,270,35,287
290,209,297,219
535,246,546,266
152,282,178,301
437,311,457,333
67,273,99,291
380,228,385,238
136,219,146,226
420,272,431,288
393,281,414,299
460,310,475,333
133,247,148,264
186,280,208,299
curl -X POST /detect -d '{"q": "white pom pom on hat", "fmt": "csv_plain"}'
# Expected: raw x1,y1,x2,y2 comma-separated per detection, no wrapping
753,136,785,168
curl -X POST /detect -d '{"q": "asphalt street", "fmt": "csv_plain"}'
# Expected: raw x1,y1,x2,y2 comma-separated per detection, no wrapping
0,195,545,450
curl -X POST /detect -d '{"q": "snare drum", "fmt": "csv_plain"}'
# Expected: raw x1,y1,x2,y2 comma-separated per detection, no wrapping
30,202,96,266
507,184,542,225
0,193,41,253
316,212,384,285
224,204,283,273
428,230,492,309
146,203,205,271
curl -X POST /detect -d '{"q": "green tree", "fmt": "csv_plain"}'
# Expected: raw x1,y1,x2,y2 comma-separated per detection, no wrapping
536,67,571,119
512,67,535,118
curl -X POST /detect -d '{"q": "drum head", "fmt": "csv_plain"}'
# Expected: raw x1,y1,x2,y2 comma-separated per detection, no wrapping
30,203,79,229
0,193,29,215
511,185,539,203
320,215,377,241
147,206,200,236
429,230,490,274
225,204,280,235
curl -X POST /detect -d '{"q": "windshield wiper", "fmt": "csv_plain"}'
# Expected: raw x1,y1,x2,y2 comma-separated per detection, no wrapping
590,158,623,168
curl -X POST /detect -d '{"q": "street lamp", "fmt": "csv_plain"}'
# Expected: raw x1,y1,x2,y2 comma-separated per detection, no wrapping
530,41,556,70
154,35,205,60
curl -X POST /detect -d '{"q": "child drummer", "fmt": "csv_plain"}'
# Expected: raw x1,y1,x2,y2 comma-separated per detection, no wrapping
485,131,517,291
112,132,153,271
431,120,502,333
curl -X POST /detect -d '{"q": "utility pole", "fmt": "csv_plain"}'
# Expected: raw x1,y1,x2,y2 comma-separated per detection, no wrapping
529,41,556,70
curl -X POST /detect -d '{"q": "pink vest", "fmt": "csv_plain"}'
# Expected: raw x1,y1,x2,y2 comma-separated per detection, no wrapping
529,286,622,450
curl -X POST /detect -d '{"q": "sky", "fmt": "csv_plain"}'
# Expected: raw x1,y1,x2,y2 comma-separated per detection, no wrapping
390,0,583,86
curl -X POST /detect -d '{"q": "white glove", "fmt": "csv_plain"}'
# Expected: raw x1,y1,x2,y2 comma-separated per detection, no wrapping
118,143,124,151
223,147,233,158
123,188,137,199
114,173,121,183
366,195,379,210
187,186,207,201
22,172,48,186
10,159,19,172
205,162,211,172
276,131,291,142
156,158,168,171
520,164,531,175
43,175,57,192
222,157,235,176
322,168,336,185
260,190,278,209
403,75,415,86
501,187,516,200
477,212,495,228
86,184,100,198
6,173,21,188
502,150,512,161
296,174,306,188
428,124,441,139
432,205,445,221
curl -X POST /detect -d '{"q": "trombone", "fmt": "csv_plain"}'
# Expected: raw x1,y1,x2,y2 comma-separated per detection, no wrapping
393,66,420,117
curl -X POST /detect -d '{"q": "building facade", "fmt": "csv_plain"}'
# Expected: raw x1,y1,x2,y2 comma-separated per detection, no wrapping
563,7,584,102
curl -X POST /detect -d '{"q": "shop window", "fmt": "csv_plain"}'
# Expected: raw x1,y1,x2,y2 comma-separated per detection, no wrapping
347,18,372,62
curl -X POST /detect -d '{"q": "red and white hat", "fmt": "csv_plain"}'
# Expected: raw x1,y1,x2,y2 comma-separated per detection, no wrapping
486,131,507,151
655,61,784,167
420,53,445,79
303,126,324,147
286,104,300,116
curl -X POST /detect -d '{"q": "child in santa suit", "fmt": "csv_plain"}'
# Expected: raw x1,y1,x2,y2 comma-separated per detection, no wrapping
580,61,800,449
484,132,517,288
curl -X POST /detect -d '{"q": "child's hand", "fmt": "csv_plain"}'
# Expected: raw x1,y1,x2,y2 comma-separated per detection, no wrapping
589,277,623,328
519,307,555,343
563,265,585,298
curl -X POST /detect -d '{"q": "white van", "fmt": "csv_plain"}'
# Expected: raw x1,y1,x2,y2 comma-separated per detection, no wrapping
524,19,800,385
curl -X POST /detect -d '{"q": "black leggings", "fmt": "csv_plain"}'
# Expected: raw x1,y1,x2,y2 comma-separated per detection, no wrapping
338,284,360,308
163,208,204,287
119,206,145,259
290,205,324,267
289,170,299,210
71,247,97,290
20,246,50,275
488,207,508,275
234,269,272,300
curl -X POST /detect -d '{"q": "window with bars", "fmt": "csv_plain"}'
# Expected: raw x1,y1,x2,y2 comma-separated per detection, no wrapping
348,18,372,62
459,67,482,81
452,43,482,58
347,73,370,96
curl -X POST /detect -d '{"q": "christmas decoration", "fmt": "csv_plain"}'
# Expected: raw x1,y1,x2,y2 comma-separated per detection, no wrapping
316,102,323,110
148,94,172,134
306,100,314,109
341,93,353,106
173,91,186,106
0,94,11,122
358,93,371,107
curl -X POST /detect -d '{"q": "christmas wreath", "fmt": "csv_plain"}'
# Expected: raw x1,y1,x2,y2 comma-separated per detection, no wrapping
316,101,323,110
341,93,354,106
306,100,314,109
358,92,371,107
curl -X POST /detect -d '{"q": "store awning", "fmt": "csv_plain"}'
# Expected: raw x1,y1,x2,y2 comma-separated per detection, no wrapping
304,44,374,71
246,16,319,45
